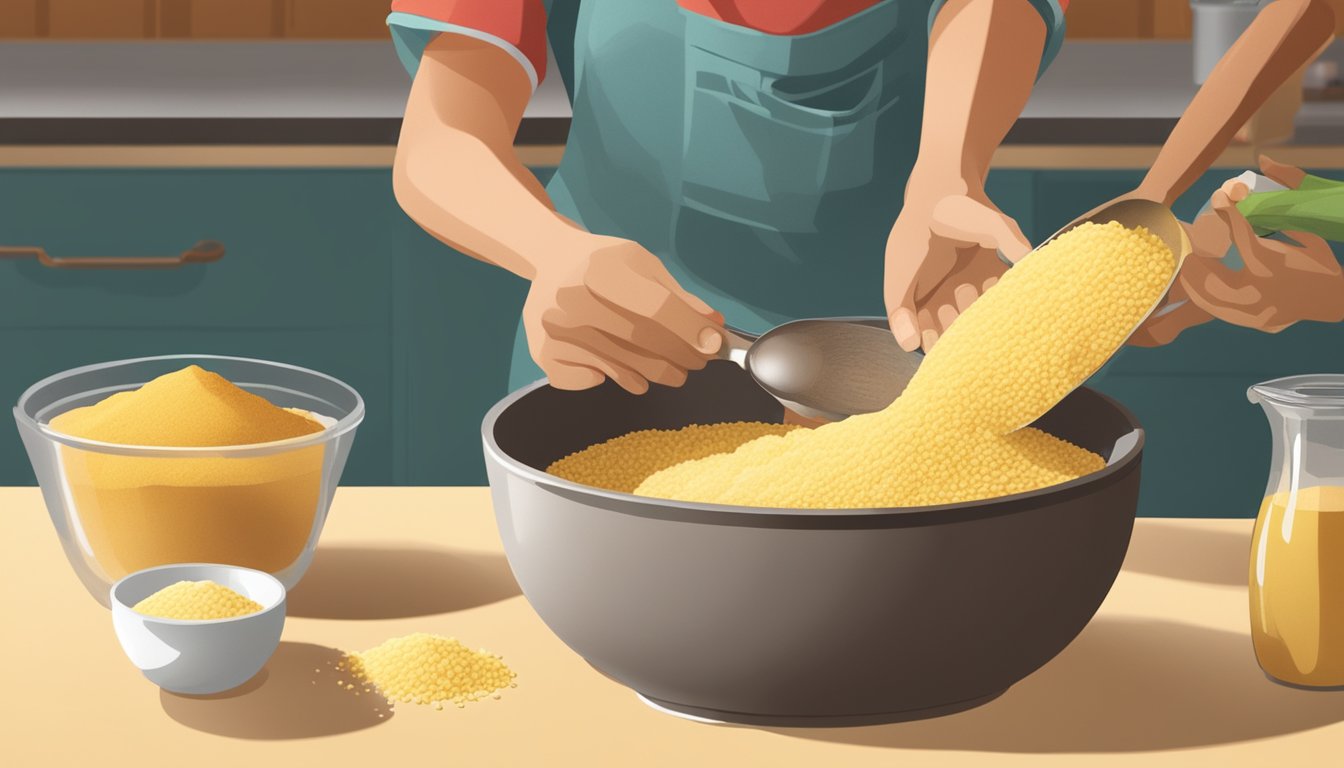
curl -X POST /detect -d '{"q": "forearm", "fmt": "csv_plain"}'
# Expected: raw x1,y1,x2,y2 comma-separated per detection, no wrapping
393,36,583,281
909,0,1047,195
1137,0,1336,206
395,126,578,281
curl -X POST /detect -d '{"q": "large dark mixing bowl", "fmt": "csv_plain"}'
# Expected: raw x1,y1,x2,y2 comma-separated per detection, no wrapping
482,362,1142,726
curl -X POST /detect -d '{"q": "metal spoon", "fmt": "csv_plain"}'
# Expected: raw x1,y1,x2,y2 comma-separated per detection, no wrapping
717,317,922,422
714,201,1189,426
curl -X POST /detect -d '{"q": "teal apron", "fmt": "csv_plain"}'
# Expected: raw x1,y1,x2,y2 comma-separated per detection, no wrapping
510,0,933,390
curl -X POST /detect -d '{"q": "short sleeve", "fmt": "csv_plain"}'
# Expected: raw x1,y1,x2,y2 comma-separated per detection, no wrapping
387,0,548,91
928,0,1067,80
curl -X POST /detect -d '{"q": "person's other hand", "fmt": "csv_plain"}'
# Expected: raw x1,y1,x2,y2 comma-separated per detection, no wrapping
886,192,1032,352
1177,159,1344,334
1127,262,1213,347
1128,208,1221,347
522,234,724,394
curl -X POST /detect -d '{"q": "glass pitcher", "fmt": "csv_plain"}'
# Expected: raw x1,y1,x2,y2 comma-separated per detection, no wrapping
1247,374,1344,688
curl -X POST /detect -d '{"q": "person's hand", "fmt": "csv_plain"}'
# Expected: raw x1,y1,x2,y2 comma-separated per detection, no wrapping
885,190,1032,352
1128,207,1222,347
1127,265,1213,347
522,234,725,394
1178,159,1344,334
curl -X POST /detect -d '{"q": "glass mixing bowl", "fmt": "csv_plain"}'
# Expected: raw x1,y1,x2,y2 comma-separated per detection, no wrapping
14,355,364,606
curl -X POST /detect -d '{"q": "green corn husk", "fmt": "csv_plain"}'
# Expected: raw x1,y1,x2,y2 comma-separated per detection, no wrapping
1235,174,1344,241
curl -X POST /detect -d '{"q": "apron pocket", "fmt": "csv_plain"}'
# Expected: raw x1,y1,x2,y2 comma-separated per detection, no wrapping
678,55,898,235
670,2,916,318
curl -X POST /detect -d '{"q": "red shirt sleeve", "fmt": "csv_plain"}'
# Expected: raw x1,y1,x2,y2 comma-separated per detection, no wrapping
390,0,548,85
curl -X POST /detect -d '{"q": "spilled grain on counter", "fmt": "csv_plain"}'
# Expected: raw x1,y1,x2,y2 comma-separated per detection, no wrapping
340,633,516,710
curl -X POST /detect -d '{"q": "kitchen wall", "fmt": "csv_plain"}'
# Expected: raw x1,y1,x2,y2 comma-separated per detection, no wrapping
0,0,390,38
1066,0,1344,38
4,1,1344,39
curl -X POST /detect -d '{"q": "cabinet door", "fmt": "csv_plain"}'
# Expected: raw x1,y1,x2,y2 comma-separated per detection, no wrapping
391,169,553,485
1037,169,1344,517
985,170,1037,244
0,168,397,485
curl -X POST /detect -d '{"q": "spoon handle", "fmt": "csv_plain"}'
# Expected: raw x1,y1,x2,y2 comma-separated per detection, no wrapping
716,327,755,367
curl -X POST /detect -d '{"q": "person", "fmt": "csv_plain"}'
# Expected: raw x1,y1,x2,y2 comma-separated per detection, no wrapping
1119,0,1340,346
1133,156,1344,347
388,0,1067,395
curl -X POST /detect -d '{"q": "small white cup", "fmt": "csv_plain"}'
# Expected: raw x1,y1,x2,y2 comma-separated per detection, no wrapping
110,564,286,695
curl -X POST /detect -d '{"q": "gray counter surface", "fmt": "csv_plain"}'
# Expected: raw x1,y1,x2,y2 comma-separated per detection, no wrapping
0,39,1338,145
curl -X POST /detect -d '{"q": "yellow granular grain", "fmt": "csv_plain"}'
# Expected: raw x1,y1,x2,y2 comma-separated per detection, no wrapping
50,364,322,447
547,422,799,493
342,633,516,710
132,579,263,620
613,221,1171,509
44,365,327,579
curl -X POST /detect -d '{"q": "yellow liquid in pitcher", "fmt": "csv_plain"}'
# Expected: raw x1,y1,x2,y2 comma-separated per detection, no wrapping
1250,485,1344,687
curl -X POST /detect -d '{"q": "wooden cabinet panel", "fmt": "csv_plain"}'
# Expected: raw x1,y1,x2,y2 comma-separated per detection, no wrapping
1065,0,1149,38
20,0,1330,39
1331,0,1344,35
159,0,284,38
46,0,155,38
286,0,388,39
0,0,40,37
1152,0,1193,39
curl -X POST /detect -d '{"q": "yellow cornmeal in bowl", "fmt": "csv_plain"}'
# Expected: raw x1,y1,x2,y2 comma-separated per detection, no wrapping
548,421,799,493
132,579,264,620
550,221,1174,509
338,633,516,711
49,365,326,579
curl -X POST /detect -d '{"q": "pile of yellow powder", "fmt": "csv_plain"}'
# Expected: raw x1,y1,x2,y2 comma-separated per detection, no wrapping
51,364,323,448
550,221,1175,509
47,365,327,579
548,421,798,493
132,579,263,620
338,633,516,710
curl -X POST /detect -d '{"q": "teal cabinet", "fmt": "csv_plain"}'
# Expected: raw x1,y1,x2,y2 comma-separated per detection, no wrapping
0,167,548,487
1027,169,1344,518
390,170,550,485
0,169,404,485
0,169,396,330
1,164,1339,518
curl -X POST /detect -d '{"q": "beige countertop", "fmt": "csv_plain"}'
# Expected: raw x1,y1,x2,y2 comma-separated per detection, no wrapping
4,487,1343,766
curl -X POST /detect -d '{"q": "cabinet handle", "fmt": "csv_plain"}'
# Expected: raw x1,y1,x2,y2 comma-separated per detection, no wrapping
0,241,224,270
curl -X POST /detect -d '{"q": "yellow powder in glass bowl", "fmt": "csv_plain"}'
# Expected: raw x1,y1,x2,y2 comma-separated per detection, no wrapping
48,365,327,580
133,579,264,620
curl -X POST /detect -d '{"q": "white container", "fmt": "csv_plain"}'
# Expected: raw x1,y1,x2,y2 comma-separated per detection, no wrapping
110,563,286,695
1191,0,1270,84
